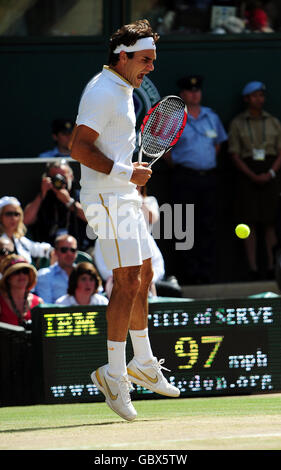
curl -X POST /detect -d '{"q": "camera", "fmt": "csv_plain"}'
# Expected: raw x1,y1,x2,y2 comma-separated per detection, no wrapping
51,174,67,190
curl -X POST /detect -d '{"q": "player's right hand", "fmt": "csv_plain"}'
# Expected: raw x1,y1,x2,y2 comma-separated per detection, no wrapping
130,162,152,186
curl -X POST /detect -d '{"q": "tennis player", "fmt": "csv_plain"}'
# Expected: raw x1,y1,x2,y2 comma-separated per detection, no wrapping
70,19,180,421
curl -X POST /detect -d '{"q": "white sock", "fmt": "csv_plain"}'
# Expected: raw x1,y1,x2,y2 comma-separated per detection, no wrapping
129,328,154,365
107,340,127,378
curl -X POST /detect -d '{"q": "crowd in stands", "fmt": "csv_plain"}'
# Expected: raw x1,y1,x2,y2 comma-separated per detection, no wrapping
0,159,181,328
1,74,281,328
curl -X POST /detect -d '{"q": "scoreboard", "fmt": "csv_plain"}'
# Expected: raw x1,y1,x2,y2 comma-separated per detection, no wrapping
31,297,281,404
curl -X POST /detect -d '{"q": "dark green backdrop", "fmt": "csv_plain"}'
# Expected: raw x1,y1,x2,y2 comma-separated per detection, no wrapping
2,34,281,157
1,24,281,284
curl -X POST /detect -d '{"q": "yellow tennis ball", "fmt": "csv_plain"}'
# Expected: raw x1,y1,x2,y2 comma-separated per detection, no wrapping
235,224,250,239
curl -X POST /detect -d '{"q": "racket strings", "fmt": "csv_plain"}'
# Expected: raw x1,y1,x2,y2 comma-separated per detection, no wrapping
142,99,185,156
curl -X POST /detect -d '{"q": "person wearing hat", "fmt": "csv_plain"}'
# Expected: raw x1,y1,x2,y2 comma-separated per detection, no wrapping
38,119,74,158
228,81,281,280
166,75,227,285
0,254,43,327
0,196,52,264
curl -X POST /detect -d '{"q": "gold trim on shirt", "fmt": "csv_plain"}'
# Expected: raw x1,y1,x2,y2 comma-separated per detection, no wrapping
103,65,132,88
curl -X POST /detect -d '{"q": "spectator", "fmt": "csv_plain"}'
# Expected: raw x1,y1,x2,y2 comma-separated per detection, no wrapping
245,1,274,33
55,262,108,306
35,234,78,303
23,159,89,250
38,118,74,158
0,254,43,327
165,75,227,285
0,196,52,264
0,236,13,264
228,80,281,280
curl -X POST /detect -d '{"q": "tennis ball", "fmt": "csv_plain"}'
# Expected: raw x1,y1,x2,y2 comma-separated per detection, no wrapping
235,224,250,239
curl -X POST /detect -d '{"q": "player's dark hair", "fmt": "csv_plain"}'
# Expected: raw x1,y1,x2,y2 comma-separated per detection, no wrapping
108,19,159,66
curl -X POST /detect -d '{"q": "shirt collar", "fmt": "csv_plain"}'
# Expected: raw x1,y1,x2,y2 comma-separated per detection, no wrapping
103,65,134,91
188,106,209,120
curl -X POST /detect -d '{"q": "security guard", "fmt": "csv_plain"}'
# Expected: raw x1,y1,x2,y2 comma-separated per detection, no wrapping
167,75,227,284
228,81,281,280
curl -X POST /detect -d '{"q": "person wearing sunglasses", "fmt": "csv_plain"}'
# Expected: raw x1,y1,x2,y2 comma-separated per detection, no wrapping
34,234,79,304
0,196,53,265
0,254,43,327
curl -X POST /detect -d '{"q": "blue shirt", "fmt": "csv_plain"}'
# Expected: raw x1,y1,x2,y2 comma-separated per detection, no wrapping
34,262,70,303
38,147,71,158
171,106,227,170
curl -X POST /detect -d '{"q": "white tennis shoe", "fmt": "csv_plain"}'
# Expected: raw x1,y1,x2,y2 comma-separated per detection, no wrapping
91,365,137,422
127,357,180,397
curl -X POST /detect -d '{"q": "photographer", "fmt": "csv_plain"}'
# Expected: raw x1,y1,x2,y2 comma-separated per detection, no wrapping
23,160,89,250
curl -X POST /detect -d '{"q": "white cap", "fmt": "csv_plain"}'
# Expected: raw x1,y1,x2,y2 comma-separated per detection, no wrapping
0,196,21,211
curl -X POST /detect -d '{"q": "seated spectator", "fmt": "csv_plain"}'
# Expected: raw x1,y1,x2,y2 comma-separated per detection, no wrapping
23,159,89,250
245,0,274,32
0,196,52,264
38,118,74,158
55,262,108,306
0,236,13,264
0,254,43,327
35,234,78,303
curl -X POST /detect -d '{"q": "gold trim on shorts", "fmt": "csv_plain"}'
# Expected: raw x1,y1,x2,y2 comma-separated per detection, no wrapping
99,193,122,268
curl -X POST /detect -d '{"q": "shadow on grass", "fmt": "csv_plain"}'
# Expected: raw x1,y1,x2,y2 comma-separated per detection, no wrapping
0,419,155,434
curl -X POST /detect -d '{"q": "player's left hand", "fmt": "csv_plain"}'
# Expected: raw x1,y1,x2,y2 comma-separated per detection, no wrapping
131,162,152,186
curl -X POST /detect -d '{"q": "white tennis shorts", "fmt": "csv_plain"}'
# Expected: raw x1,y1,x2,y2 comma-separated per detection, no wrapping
81,188,153,270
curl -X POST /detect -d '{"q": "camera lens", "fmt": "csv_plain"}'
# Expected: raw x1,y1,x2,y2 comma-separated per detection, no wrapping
51,174,66,189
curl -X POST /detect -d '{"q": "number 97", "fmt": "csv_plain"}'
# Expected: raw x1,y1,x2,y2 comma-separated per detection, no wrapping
175,336,224,369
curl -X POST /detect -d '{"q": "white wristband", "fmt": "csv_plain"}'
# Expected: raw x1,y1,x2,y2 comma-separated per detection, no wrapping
110,161,133,183
269,169,276,179
66,197,75,208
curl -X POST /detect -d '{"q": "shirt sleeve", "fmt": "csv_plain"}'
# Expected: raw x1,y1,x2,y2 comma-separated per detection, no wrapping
20,237,52,259
214,114,228,145
34,270,53,304
272,117,281,151
76,87,115,135
228,119,242,155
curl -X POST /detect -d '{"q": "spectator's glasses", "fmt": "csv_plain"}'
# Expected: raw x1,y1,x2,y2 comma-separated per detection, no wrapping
14,268,30,275
3,211,21,217
58,247,77,254
0,248,13,256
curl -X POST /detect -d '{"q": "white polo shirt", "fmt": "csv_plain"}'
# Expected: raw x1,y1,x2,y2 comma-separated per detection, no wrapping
75,66,136,194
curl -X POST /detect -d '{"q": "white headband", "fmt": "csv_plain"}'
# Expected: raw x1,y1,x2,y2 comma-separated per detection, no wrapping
113,37,156,54
0,196,21,211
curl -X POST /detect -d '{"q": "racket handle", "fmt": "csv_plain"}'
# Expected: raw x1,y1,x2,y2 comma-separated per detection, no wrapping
138,131,142,164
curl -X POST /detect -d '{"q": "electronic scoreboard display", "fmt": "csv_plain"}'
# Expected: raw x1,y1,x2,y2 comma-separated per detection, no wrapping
31,297,281,404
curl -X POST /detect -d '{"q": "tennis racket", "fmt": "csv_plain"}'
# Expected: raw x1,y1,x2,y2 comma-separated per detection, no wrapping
138,95,187,167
